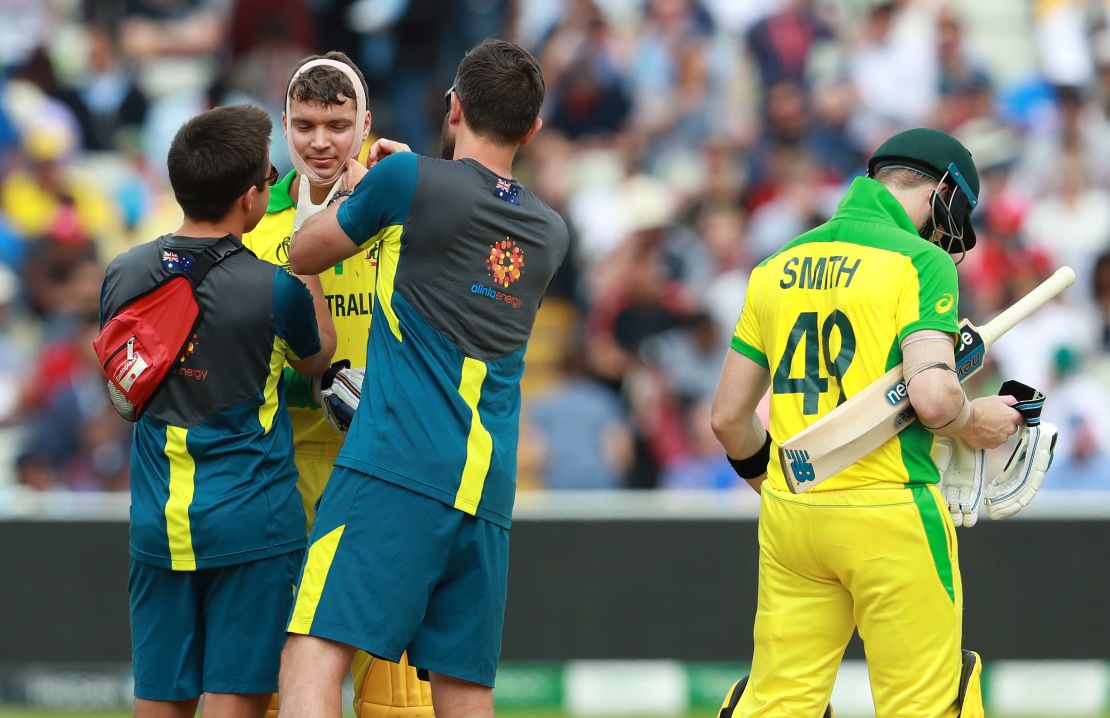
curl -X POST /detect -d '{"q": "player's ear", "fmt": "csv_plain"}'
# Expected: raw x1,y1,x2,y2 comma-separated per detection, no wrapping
281,111,289,140
518,117,543,148
362,110,372,140
449,92,463,125
241,184,259,214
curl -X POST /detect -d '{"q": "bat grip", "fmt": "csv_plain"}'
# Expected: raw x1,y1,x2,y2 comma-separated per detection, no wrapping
978,266,1075,346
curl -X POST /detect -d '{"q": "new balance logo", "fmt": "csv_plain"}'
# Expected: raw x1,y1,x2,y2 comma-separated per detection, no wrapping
885,380,908,407
785,449,815,484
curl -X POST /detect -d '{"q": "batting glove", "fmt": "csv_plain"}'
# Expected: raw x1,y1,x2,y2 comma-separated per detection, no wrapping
983,379,1054,520
934,437,986,527
986,421,1058,520
316,360,364,433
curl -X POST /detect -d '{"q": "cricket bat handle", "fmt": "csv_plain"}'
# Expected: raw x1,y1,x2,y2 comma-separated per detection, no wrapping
978,266,1076,347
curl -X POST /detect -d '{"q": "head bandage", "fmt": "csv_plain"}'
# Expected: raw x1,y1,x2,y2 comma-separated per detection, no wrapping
285,58,367,187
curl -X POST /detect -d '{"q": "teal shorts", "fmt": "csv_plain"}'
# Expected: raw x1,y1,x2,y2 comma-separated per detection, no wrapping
129,551,303,700
287,467,509,687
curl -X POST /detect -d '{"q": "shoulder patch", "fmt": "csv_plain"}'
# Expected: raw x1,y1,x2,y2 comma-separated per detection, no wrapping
162,250,194,274
493,178,521,206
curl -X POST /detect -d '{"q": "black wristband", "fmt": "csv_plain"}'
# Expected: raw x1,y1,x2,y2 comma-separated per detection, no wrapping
728,432,772,480
328,189,353,207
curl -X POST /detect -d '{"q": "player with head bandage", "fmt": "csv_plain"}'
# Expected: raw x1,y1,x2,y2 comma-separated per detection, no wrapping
241,52,433,718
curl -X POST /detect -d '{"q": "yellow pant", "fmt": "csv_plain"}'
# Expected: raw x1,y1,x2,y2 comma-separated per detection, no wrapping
292,438,435,718
292,438,344,530
739,484,965,718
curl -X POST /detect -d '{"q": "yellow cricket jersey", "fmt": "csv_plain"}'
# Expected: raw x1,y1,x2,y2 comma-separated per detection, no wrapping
243,169,377,444
732,177,960,492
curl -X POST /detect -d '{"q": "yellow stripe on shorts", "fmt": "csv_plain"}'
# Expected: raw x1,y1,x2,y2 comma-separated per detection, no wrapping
163,426,196,571
288,525,346,633
454,357,493,515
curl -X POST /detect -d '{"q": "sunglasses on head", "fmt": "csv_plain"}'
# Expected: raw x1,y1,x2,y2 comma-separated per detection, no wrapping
444,83,462,113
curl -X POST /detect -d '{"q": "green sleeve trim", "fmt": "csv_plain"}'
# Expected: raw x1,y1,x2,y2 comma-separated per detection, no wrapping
283,367,320,409
731,336,769,368
910,485,955,603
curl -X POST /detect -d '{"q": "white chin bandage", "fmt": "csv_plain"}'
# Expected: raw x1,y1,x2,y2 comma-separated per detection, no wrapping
285,58,367,188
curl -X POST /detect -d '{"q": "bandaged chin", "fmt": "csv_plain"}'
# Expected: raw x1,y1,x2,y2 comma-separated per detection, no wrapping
285,59,367,186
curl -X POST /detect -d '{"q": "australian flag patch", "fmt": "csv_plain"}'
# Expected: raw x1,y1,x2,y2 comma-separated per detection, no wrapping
162,250,194,274
493,178,520,206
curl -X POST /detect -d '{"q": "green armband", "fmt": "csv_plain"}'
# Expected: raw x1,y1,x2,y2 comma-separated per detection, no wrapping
282,367,320,409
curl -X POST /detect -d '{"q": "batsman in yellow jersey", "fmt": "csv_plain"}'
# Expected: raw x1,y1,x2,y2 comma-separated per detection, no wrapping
242,51,433,718
710,129,1025,717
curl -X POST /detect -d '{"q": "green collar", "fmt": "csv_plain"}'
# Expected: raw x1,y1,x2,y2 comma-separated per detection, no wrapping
266,169,297,213
831,177,920,236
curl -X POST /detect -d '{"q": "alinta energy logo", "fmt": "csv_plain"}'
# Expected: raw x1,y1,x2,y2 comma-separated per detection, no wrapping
179,333,199,362
177,333,208,381
471,238,525,309
487,238,525,288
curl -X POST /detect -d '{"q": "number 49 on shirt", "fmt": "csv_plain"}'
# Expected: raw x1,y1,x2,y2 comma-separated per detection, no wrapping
773,310,856,415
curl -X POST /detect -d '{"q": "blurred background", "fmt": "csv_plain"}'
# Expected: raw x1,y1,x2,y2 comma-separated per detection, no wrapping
2,0,1110,716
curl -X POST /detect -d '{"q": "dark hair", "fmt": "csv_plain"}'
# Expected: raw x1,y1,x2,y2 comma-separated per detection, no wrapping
167,104,272,222
288,51,369,107
454,39,545,145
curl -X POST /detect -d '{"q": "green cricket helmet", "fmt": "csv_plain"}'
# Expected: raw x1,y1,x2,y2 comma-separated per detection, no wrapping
867,127,980,253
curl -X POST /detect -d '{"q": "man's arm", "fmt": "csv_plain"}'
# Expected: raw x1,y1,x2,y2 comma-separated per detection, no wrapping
903,329,1021,448
290,152,417,275
272,269,335,377
286,273,336,376
711,349,772,493
289,202,360,275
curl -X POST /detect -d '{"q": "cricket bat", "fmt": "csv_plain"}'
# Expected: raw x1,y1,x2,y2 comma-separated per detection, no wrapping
780,266,1076,493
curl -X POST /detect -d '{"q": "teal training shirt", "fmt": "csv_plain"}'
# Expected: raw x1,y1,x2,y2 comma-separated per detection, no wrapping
333,152,569,527
100,236,319,569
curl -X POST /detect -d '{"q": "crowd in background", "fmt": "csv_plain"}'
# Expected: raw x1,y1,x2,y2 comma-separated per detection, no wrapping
2,0,1110,493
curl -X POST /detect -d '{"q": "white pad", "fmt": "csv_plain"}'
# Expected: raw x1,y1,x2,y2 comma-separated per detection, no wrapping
293,174,344,232
985,422,1058,520
934,437,986,527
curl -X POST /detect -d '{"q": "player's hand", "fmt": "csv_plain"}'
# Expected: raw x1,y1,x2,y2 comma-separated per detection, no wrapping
366,138,411,169
343,158,369,191
986,422,1057,520
934,437,985,527
961,395,1022,449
